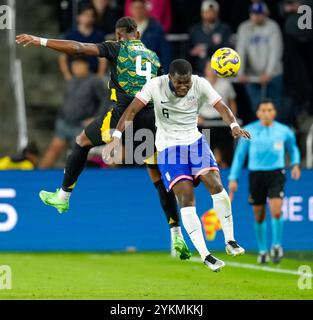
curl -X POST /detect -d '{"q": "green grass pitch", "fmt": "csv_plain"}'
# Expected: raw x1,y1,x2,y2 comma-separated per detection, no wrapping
0,252,312,300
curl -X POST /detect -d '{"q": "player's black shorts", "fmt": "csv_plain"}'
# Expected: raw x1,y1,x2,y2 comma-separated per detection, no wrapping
248,169,286,205
84,92,156,164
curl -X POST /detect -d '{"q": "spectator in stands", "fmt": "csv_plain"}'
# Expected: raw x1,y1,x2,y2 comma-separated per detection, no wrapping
283,0,313,115
129,0,172,72
59,4,106,81
198,60,238,166
237,2,283,117
0,143,40,170
40,56,106,169
188,0,232,75
91,0,119,36
125,0,172,32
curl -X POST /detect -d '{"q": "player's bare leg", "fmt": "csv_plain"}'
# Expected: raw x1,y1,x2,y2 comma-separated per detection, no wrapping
200,170,245,256
253,205,269,264
172,180,225,272
39,137,68,169
269,198,284,263
146,165,191,260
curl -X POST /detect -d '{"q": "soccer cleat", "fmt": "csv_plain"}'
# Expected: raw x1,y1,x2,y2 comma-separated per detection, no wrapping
203,254,225,272
172,236,192,260
225,240,245,256
39,189,69,214
270,245,284,264
257,252,270,264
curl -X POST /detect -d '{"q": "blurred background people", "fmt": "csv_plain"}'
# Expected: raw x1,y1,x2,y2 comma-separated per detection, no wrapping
236,2,283,119
283,0,313,115
129,0,172,72
59,4,106,81
188,0,232,75
125,0,172,32
40,56,106,169
91,0,120,36
0,143,40,170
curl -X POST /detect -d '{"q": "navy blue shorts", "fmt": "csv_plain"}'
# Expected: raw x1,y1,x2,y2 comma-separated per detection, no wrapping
157,135,219,191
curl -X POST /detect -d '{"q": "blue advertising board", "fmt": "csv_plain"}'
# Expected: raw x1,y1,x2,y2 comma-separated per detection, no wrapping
0,168,312,251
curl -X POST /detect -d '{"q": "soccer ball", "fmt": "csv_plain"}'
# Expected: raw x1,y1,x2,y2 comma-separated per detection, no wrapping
211,47,241,78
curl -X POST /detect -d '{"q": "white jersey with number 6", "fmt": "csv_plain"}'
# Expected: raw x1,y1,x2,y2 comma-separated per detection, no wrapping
135,75,222,151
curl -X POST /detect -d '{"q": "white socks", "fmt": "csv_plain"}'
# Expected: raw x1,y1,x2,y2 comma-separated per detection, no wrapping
211,189,234,243
57,188,71,201
181,206,210,260
170,226,183,241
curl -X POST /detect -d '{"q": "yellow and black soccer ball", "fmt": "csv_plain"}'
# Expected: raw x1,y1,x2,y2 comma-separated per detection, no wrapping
211,47,241,78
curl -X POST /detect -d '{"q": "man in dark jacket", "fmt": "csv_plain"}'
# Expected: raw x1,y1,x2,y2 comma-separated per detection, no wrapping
188,0,232,75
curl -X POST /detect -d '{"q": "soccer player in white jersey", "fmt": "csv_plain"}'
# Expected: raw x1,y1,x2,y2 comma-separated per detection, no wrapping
103,59,251,272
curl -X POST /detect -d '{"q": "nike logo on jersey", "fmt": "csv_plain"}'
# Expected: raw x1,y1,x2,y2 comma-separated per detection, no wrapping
160,101,171,104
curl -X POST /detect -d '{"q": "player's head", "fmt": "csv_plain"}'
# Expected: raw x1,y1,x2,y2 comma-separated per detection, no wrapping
130,0,148,22
257,99,277,125
70,56,90,78
201,0,220,24
115,17,140,41
169,59,193,97
249,2,268,25
77,4,96,28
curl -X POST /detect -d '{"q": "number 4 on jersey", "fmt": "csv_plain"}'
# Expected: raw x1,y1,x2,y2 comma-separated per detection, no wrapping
136,55,152,80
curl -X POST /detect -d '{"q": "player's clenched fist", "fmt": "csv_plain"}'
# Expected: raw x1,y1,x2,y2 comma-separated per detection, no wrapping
232,126,251,140
16,34,41,47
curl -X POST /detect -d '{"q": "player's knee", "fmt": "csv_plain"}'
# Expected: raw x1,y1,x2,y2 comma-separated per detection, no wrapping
76,131,93,148
254,210,265,223
208,177,223,194
272,212,282,219
176,193,195,208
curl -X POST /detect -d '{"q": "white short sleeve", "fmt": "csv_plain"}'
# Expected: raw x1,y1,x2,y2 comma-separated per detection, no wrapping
198,77,222,107
135,79,155,105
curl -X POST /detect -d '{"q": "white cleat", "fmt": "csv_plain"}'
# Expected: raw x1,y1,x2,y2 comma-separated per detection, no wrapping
203,254,225,272
225,240,245,256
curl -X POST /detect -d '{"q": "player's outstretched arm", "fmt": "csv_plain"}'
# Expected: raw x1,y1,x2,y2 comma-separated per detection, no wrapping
16,34,100,56
214,100,251,140
102,98,146,163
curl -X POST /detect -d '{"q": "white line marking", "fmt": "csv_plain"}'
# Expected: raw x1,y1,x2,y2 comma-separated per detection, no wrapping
191,257,313,278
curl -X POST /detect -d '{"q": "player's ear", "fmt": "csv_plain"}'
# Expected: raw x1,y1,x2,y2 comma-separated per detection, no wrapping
136,31,141,39
115,31,121,41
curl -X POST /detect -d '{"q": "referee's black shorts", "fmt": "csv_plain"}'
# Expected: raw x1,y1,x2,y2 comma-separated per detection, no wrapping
248,169,286,205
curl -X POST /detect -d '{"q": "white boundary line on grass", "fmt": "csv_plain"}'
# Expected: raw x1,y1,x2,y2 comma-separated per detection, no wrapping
191,257,313,278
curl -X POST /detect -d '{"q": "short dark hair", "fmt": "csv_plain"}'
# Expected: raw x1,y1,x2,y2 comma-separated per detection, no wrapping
78,4,96,16
115,17,138,34
70,55,89,64
259,98,275,107
169,59,193,76
131,0,146,4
